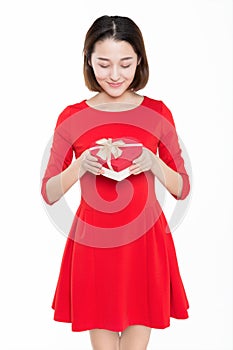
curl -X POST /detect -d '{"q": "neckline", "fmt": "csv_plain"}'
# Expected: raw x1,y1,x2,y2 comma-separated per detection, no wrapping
84,95,146,113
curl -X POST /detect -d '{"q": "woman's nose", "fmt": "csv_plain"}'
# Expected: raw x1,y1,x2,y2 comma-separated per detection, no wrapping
110,66,120,81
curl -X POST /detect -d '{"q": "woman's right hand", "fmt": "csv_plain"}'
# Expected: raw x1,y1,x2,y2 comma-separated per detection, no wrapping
77,149,104,179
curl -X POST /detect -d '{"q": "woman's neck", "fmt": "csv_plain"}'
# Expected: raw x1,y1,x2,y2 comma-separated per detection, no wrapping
86,91,144,111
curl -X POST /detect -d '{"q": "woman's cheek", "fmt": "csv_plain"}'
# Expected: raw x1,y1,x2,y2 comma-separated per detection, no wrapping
93,67,109,80
95,74,107,81
122,66,137,80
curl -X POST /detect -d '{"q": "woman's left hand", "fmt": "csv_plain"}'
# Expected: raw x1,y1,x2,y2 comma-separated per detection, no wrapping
129,147,156,175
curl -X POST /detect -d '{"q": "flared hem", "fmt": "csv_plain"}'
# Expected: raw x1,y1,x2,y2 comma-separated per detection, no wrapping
52,306,189,332
50,212,190,333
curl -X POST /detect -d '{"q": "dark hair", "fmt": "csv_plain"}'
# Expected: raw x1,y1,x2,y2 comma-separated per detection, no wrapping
83,15,149,92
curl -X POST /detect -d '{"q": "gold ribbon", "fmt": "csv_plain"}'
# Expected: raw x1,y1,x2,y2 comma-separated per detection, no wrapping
95,138,125,170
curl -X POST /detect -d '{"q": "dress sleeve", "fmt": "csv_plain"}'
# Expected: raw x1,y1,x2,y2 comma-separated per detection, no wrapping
158,102,190,200
41,106,73,205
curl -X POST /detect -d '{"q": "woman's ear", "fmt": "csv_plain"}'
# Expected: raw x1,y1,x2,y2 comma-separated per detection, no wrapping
137,57,142,65
85,50,92,66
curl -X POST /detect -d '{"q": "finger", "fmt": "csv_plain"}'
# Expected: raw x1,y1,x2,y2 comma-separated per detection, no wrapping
133,153,149,165
132,148,149,162
86,153,99,162
130,163,150,174
140,160,150,170
85,160,103,169
129,164,142,174
130,161,147,171
81,149,99,162
129,164,140,171
86,165,104,175
130,168,142,175
132,155,144,164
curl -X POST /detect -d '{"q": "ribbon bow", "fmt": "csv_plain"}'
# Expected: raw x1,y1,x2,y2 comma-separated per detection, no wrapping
95,138,126,170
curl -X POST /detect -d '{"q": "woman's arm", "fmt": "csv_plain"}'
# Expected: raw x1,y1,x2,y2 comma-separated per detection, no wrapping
129,147,183,199
151,152,183,198
45,157,81,205
45,151,104,205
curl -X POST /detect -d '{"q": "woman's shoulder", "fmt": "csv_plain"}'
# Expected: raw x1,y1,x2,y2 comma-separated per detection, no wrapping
143,96,175,125
55,99,88,128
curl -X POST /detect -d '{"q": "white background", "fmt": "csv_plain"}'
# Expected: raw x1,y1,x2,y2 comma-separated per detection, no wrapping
0,0,232,349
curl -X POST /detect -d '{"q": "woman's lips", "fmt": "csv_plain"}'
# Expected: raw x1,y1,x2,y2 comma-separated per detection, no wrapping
107,82,124,88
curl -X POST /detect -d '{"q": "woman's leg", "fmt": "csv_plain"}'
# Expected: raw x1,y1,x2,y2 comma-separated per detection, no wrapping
89,328,121,350
119,325,152,350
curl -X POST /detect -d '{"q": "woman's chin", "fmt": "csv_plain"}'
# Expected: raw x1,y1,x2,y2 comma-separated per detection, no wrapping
104,88,127,99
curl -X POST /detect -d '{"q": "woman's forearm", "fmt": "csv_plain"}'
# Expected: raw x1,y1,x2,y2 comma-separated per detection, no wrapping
151,154,183,199
45,158,82,205
45,149,105,204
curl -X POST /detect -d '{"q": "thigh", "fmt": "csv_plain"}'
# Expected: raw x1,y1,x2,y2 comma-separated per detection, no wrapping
89,328,120,350
120,325,152,350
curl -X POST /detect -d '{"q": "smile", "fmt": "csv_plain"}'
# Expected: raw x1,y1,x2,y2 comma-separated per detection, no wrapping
107,82,124,88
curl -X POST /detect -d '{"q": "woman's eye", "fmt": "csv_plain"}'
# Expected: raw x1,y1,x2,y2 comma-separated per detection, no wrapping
98,64,131,69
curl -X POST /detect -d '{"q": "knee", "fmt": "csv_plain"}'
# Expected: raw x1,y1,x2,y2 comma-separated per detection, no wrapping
119,343,148,350
119,325,151,350
90,341,120,350
91,340,120,350
89,329,120,350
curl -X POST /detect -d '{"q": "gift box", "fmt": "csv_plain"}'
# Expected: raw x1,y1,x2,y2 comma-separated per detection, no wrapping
89,137,143,181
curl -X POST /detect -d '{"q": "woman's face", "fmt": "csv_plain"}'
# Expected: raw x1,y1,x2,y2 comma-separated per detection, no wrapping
90,38,139,98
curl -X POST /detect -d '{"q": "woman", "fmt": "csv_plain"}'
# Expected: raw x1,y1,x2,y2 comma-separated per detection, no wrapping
41,15,190,350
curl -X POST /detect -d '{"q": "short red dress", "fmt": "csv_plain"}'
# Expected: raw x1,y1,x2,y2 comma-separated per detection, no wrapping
41,96,190,332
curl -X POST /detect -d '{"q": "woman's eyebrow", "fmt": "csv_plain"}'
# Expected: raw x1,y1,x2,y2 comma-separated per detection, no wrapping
96,57,109,61
121,57,134,61
96,57,134,61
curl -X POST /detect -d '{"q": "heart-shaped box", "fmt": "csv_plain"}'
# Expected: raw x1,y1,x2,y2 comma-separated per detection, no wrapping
89,137,143,181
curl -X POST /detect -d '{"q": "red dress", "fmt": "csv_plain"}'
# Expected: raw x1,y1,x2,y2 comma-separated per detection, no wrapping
41,96,190,332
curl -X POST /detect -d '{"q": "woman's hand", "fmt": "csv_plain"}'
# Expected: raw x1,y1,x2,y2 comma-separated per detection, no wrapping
129,146,183,198
129,147,156,175
77,150,105,179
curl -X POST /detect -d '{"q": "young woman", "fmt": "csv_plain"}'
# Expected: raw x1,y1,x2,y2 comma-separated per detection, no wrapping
41,15,190,350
